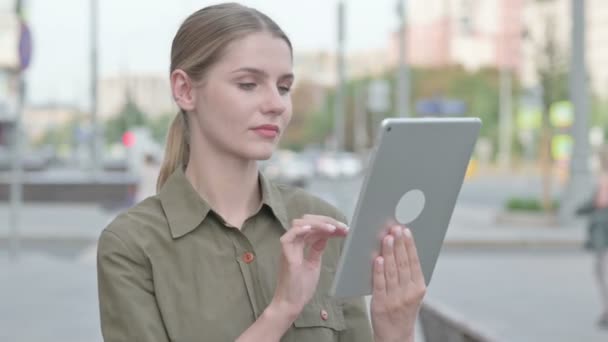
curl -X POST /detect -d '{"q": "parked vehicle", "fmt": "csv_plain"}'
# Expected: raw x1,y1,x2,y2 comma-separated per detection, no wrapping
259,150,314,187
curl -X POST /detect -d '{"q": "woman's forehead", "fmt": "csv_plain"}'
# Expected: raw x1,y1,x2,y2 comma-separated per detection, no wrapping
216,32,293,75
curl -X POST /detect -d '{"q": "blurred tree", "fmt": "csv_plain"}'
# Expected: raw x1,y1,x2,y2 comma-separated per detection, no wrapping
148,113,174,144
534,13,569,212
385,66,503,140
303,94,335,148
35,118,79,148
104,94,148,146
281,80,328,150
591,96,608,135
291,66,510,154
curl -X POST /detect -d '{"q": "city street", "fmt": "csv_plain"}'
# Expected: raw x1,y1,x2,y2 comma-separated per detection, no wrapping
428,250,607,341
0,173,605,341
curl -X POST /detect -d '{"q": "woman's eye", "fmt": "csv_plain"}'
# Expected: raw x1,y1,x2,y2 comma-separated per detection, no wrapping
278,86,291,95
238,83,257,90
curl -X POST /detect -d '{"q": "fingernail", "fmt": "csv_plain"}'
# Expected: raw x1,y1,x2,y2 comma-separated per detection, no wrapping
394,226,402,237
337,222,349,230
326,224,337,232
404,228,412,238
386,236,394,247
302,225,312,231
377,257,384,266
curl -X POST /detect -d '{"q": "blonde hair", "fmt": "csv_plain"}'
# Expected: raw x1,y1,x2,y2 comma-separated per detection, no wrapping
156,3,292,191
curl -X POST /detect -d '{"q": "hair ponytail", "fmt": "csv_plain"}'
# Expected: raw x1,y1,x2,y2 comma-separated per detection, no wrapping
156,111,190,191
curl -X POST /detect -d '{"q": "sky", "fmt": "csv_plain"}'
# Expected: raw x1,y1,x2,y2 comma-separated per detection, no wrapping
19,0,403,108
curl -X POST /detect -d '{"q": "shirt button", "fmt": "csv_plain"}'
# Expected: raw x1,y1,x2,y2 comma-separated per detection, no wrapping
320,309,329,321
242,252,255,264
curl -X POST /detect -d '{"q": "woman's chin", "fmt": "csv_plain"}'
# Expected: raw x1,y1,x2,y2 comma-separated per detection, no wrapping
246,144,276,161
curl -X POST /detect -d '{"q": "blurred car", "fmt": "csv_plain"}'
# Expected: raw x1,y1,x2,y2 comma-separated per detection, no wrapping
0,146,52,172
259,150,314,187
316,152,364,179
316,153,341,179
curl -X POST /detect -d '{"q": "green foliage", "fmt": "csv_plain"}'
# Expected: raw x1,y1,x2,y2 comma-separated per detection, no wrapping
104,97,148,145
506,197,560,212
148,113,174,144
592,96,608,131
386,66,504,138
308,107,334,139
297,66,509,154
35,119,79,148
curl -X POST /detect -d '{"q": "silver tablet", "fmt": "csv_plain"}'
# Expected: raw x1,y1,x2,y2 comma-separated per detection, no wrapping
330,117,481,298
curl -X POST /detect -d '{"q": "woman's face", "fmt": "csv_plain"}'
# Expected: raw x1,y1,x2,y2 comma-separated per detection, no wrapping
190,32,293,161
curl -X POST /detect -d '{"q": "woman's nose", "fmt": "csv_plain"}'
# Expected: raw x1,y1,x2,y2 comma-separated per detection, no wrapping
261,88,287,115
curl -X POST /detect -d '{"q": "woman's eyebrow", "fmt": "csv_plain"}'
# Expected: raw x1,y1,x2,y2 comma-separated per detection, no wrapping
231,67,294,80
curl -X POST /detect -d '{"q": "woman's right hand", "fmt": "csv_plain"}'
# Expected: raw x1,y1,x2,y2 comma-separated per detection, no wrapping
237,215,348,342
270,215,349,319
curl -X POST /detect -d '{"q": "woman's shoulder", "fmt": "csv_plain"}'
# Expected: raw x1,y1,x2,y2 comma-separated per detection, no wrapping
100,196,171,249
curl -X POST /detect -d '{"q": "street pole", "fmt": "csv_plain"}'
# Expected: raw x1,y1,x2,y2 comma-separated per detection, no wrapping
90,0,100,178
353,83,366,154
560,0,592,222
9,70,24,262
9,0,27,261
498,60,513,170
396,0,410,117
334,1,346,151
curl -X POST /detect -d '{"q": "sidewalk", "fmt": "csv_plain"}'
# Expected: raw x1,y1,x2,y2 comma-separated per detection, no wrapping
0,203,116,242
0,202,586,251
0,203,597,342
444,204,586,249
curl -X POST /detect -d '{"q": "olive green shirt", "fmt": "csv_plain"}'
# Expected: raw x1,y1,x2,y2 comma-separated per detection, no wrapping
97,167,373,342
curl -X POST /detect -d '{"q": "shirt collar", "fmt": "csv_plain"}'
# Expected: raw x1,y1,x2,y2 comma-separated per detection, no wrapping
159,167,289,239
259,171,290,231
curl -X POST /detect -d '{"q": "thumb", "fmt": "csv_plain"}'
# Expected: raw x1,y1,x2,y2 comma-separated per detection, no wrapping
306,238,328,264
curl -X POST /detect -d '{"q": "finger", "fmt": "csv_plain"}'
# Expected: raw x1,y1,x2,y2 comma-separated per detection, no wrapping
280,224,313,245
284,219,337,242
382,234,399,295
372,256,387,298
299,218,347,240
303,221,347,262
392,225,411,284
302,214,349,233
404,228,424,284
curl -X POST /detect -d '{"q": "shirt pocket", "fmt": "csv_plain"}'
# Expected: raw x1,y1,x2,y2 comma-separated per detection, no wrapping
293,298,346,332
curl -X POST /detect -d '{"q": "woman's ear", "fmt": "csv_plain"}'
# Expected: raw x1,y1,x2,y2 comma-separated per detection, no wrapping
171,69,196,112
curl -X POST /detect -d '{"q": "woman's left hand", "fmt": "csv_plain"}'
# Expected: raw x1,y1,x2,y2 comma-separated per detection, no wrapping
370,225,427,342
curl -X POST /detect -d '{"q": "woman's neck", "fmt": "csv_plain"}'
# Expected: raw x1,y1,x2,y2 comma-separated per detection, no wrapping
184,144,262,229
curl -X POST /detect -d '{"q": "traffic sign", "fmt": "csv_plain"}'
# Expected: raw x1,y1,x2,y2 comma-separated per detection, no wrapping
550,101,573,128
18,20,32,70
415,98,466,116
516,106,542,130
122,131,136,148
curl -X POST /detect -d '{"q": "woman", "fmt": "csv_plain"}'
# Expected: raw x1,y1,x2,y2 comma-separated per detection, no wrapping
97,3,426,341
579,145,608,328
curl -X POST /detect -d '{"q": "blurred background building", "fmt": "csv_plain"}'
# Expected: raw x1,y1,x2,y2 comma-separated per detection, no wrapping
389,0,523,73
98,73,176,120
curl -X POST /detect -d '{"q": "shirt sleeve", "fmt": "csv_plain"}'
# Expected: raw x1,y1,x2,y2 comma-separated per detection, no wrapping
97,229,170,342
